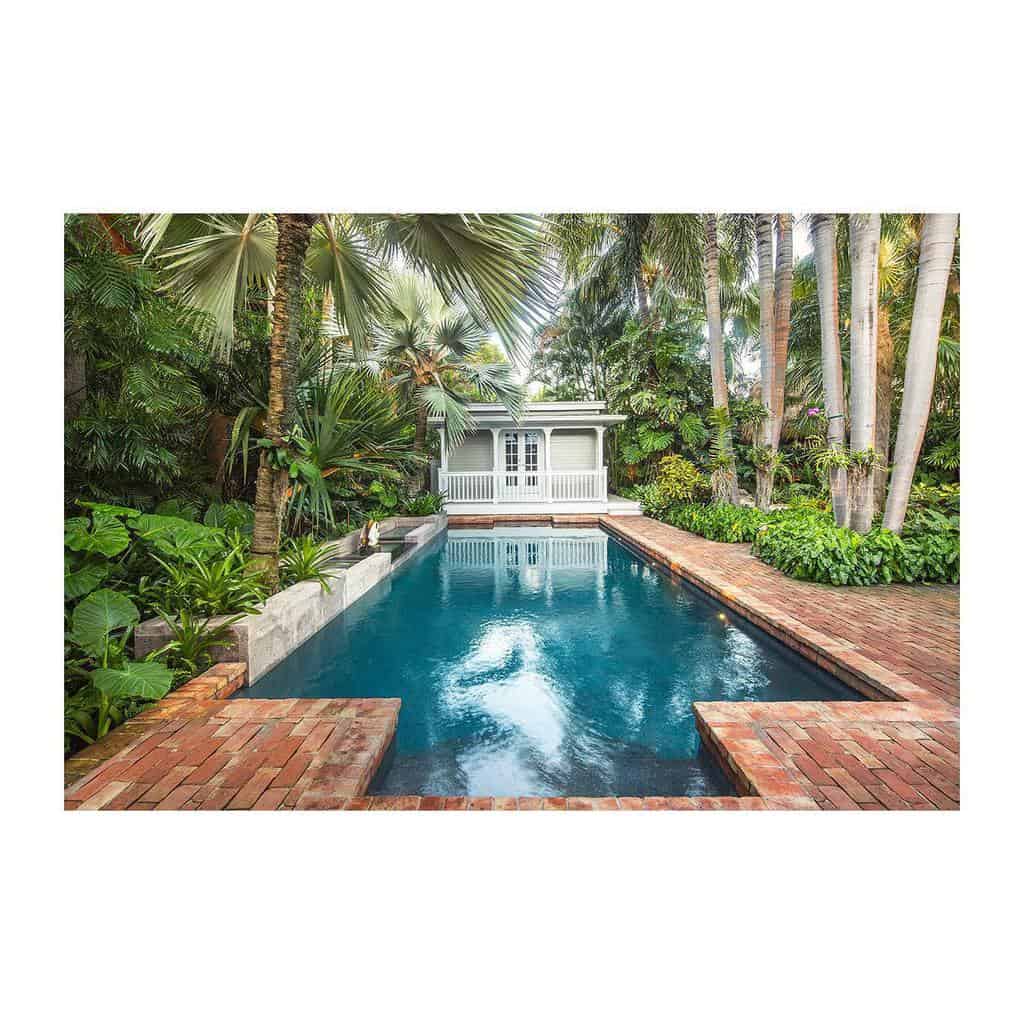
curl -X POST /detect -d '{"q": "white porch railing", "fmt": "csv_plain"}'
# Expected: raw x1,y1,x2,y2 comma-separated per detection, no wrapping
438,468,608,503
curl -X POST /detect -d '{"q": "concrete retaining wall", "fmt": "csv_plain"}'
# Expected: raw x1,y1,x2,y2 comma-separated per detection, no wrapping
134,513,446,684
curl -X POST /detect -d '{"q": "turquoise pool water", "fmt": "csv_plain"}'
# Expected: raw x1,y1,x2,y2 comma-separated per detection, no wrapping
242,527,862,796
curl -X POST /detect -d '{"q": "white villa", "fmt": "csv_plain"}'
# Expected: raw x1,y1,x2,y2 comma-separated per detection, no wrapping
429,401,641,516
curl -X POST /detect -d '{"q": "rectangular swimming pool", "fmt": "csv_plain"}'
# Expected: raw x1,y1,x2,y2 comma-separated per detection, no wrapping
239,527,863,796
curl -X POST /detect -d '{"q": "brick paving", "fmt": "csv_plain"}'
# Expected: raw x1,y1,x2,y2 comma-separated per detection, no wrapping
64,664,399,810
695,701,959,810
64,516,960,810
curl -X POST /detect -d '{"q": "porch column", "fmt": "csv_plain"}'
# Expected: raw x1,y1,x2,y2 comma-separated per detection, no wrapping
490,427,501,504
543,427,554,502
437,426,447,497
594,426,606,500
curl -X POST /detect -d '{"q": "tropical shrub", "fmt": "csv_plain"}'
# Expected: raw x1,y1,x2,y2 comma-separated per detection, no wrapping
147,539,268,617
752,514,959,586
279,536,343,592
64,588,174,752
665,502,776,543
655,455,706,503
148,610,245,686
401,492,445,516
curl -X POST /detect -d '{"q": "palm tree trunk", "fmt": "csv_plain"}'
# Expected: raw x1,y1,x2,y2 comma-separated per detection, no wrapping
636,269,650,319
873,301,894,510
810,214,850,527
64,347,86,421
413,403,431,493
883,214,958,533
755,214,776,511
771,214,793,450
703,214,738,504
321,284,336,374
848,213,881,533
96,214,133,255
250,214,317,589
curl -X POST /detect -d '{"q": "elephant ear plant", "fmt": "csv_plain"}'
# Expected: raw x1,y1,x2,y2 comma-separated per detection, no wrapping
64,588,173,749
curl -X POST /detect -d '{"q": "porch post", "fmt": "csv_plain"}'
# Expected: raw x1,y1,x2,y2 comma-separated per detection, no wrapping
594,426,606,499
438,425,448,497
543,427,554,502
490,427,501,504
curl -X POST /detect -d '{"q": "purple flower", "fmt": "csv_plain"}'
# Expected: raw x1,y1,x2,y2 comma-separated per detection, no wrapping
806,407,821,418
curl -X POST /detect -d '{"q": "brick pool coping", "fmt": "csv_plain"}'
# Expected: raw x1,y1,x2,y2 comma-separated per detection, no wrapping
65,515,959,810
64,664,400,810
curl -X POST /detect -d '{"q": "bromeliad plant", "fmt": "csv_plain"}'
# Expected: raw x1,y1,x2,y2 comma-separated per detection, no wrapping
279,536,343,592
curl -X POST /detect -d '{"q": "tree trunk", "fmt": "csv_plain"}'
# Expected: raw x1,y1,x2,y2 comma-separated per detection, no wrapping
848,213,881,533
64,347,87,421
96,214,133,255
413,403,431,493
703,214,738,504
873,302,894,510
250,214,317,590
755,214,776,511
636,269,650,319
883,214,958,533
771,214,793,450
810,214,850,527
321,284,336,374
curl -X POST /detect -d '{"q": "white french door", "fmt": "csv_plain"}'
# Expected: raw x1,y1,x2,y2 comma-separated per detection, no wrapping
503,430,541,497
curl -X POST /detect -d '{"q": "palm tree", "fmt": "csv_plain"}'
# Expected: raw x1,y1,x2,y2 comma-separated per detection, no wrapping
771,214,794,450
372,272,525,488
848,213,881,532
754,214,776,510
141,213,554,588
703,214,739,504
882,213,959,533
809,213,850,527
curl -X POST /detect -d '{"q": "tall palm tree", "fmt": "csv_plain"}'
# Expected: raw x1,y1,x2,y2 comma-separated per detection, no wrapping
141,213,554,588
754,214,776,510
848,213,881,532
882,213,959,533
703,214,738,503
771,214,794,450
809,213,850,527
250,214,317,580
372,272,525,488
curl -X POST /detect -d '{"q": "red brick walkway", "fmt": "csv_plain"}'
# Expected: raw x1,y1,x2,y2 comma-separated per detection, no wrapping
695,701,959,810
64,665,399,810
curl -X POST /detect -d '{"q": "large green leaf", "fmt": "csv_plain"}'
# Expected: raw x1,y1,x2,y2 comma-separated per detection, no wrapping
91,662,173,701
71,589,140,657
64,562,110,601
76,501,142,519
64,514,131,557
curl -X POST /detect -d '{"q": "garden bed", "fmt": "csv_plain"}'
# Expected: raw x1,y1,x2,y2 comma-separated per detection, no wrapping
133,513,446,683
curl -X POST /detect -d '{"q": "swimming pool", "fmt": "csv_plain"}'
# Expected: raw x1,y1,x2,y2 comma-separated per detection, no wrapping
241,527,862,796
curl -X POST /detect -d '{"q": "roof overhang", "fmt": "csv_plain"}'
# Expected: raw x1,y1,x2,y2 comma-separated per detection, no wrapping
428,400,626,428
